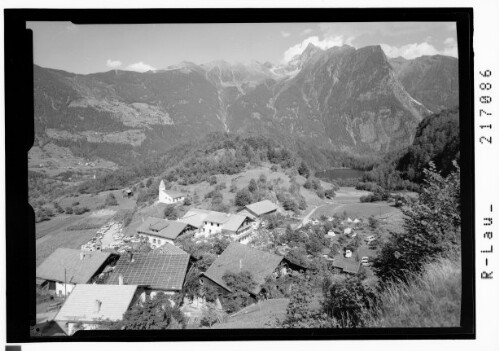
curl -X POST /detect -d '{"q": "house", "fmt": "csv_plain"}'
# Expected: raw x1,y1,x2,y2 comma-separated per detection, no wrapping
331,256,361,275
236,209,257,221
343,227,353,235
201,242,285,296
36,248,115,297
243,200,278,219
107,249,190,294
159,180,186,204
137,217,194,247
178,208,213,231
221,214,254,243
183,209,254,240
202,211,232,235
54,284,139,335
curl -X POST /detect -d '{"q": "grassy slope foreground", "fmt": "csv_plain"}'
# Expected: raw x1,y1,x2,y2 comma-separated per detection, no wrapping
368,257,461,327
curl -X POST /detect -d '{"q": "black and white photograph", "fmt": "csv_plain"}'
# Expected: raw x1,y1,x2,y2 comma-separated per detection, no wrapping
3,6,478,344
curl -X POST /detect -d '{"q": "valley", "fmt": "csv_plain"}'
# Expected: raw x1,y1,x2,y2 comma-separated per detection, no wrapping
30,37,461,333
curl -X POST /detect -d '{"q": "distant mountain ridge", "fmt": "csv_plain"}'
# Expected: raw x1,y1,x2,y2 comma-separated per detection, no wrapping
31,44,459,167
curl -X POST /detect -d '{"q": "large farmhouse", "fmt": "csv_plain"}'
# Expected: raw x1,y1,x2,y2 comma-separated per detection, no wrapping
137,217,194,247
179,208,254,242
201,242,288,297
159,180,186,204
107,248,190,296
36,248,116,296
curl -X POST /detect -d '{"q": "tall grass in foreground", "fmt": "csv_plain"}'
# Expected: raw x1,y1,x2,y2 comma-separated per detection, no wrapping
368,257,461,327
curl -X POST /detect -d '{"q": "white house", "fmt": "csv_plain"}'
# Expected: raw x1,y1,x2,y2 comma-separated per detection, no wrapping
136,217,194,248
159,180,186,204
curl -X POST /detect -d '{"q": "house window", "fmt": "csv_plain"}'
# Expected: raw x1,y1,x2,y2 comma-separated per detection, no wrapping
217,223,220,227
153,238,156,243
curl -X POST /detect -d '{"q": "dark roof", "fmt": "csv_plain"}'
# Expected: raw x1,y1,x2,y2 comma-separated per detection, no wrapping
245,200,278,217
332,256,361,274
137,217,190,240
36,248,111,284
203,242,283,294
107,251,190,291
223,214,250,232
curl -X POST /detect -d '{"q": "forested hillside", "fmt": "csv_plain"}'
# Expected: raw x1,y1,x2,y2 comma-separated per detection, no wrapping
362,108,460,189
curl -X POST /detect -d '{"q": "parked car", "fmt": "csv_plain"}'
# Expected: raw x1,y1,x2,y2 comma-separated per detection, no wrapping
366,235,376,242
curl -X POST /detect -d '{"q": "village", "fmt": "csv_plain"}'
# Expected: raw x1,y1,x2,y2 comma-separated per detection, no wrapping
34,169,401,335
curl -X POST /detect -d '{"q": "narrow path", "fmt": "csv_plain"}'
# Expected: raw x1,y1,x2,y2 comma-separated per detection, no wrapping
297,205,322,229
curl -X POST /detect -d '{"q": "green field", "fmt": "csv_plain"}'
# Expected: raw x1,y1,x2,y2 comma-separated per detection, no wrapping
312,202,399,220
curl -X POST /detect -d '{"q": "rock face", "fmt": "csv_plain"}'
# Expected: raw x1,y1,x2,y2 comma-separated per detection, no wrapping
389,55,459,112
31,44,458,165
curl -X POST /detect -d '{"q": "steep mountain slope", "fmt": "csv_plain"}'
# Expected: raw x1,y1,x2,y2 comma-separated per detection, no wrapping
228,45,431,153
389,55,459,112
31,46,458,170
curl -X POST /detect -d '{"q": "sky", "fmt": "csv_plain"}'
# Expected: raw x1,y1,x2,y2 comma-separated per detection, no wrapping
27,22,457,74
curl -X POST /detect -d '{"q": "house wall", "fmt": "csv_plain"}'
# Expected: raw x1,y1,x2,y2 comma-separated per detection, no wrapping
159,190,184,204
53,281,76,297
139,234,174,248
202,221,223,235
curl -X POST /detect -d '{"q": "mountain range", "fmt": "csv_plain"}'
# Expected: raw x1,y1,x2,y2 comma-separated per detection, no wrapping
31,43,458,168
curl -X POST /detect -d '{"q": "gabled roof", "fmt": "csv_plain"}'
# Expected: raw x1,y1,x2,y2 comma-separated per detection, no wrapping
36,248,111,284
332,256,361,274
179,209,213,228
223,214,250,232
204,211,231,224
244,200,278,216
108,251,190,291
137,217,190,240
237,209,257,220
203,242,283,294
55,284,138,323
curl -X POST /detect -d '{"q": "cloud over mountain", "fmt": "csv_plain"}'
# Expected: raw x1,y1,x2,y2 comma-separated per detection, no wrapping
381,38,458,59
282,35,353,62
126,61,156,72
106,59,122,69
